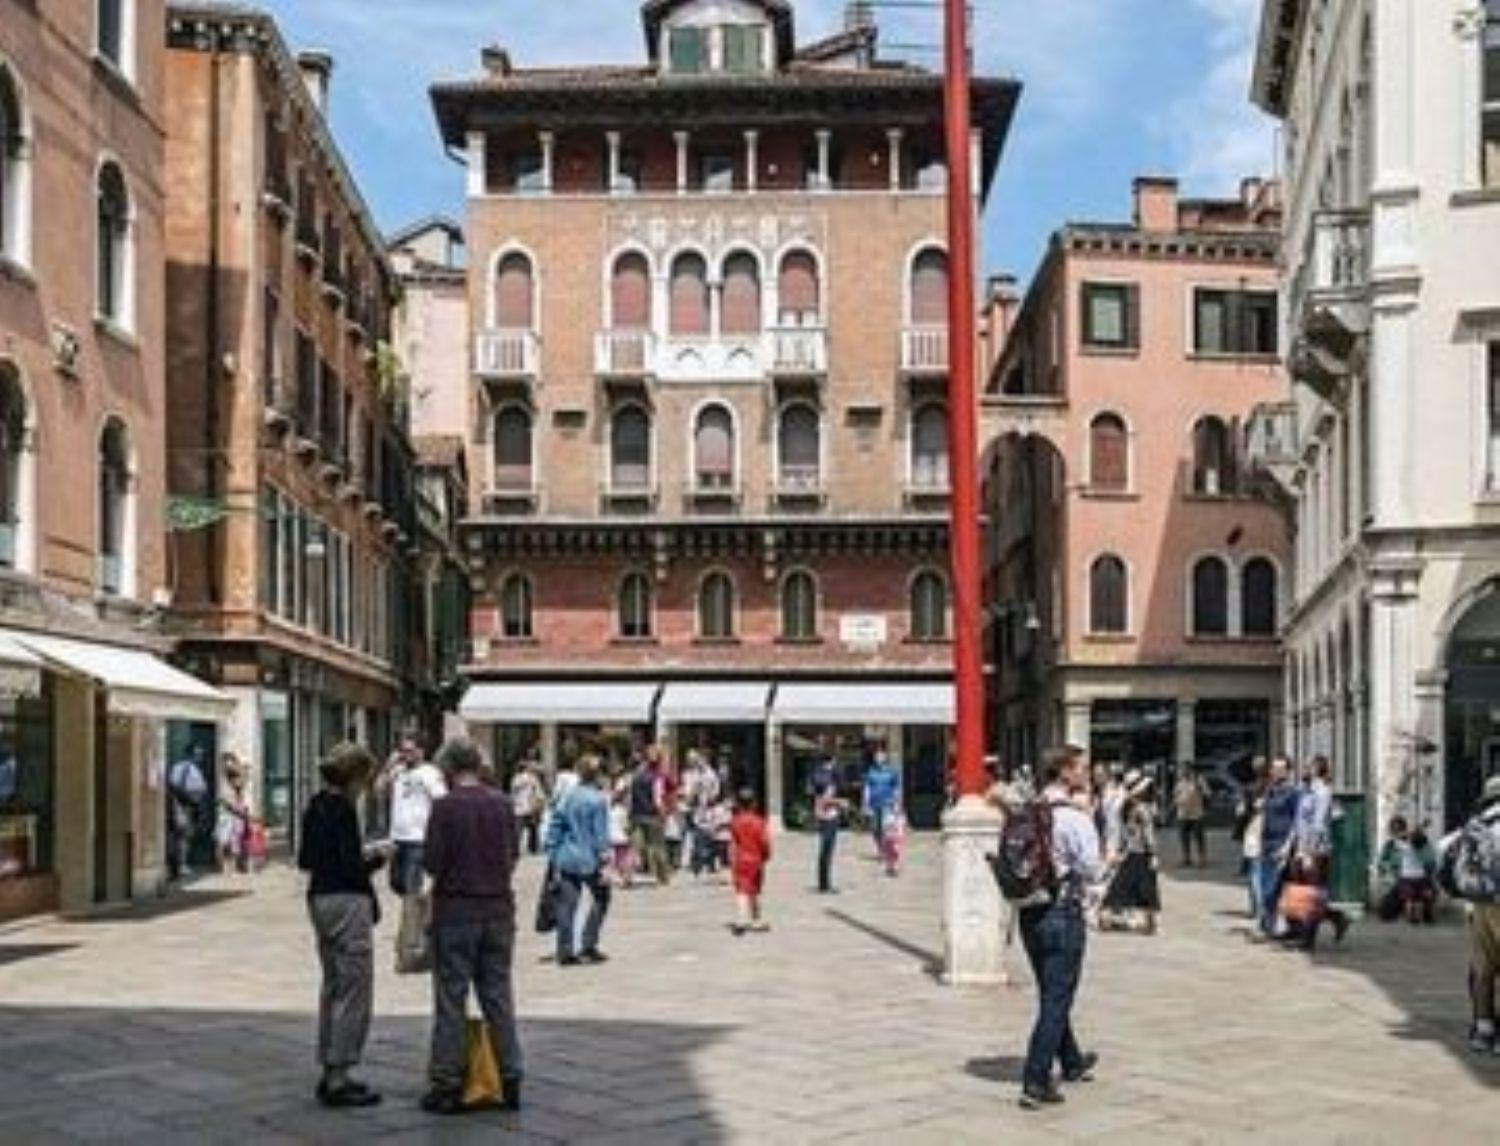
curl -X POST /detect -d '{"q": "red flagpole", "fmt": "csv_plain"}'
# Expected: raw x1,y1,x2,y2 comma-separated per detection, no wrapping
943,0,985,799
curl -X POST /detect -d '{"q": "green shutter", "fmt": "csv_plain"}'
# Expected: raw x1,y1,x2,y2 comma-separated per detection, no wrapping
724,26,762,73
669,28,704,74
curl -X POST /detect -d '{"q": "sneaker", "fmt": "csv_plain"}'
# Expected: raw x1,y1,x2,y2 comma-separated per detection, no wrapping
558,954,581,967
1018,1084,1065,1110
580,949,609,964
1469,1025,1496,1054
419,1088,465,1116
321,1082,381,1109
1332,914,1350,944
1062,1052,1099,1083
500,1077,523,1112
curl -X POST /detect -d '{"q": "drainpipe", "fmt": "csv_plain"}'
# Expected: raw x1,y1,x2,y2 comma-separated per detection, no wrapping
205,33,223,604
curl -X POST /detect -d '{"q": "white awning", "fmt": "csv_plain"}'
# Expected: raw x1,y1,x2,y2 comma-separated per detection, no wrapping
657,682,772,724
0,633,44,698
460,682,660,725
772,683,955,726
11,632,233,723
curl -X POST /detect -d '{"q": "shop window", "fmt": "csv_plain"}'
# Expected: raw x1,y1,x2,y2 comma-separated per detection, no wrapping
96,160,132,328
910,404,949,490
1081,282,1139,351
500,573,533,640
669,252,710,335
1089,413,1129,492
618,571,653,639
721,252,761,335
781,569,818,641
1191,556,1230,636
0,690,57,884
1192,416,1236,495
1242,558,1279,637
693,405,735,491
610,404,651,491
1090,555,1128,635
910,569,949,640
699,571,735,639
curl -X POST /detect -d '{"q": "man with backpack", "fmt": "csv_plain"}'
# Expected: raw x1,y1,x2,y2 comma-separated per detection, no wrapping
997,745,1104,1110
1440,774,1500,1053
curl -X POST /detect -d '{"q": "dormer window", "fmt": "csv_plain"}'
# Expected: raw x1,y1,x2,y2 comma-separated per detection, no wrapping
723,25,764,73
669,27,707,74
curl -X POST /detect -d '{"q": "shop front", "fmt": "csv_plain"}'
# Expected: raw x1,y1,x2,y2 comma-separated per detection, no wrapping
460,682,660,780
0,636,54,920
658,683,772,804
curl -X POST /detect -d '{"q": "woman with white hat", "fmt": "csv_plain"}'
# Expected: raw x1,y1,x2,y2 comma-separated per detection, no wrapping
1100,770,1161,934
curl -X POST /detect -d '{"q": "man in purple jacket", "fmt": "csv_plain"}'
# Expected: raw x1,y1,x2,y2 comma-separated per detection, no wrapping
420,739,524,1115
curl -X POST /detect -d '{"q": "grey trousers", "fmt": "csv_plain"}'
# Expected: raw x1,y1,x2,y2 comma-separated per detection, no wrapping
429,920,525,1090
309,894,374,1070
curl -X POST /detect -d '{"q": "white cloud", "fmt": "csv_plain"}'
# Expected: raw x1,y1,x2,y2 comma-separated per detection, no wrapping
1153,0,1278,192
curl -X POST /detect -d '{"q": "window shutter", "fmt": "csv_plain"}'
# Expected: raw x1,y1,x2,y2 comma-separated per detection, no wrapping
610,255,651,328
910,250,949,325
1124,284,1141,350
670,255,709,335
721,254,761,335
696,408,733,482
611,407,650,489
1091,416,1128,491
778,252,820,320
494,254,534,328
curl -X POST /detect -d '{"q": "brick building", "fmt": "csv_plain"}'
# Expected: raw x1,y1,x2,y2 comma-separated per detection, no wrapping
163,4,425,834
983,176,1290,789
432,0,1018,825
0,0,234,921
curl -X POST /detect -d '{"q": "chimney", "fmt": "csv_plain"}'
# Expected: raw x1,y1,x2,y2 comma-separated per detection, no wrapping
1240,176,1264,209
845,1,875,31
297,50,334,117
982,273,1021,375
1132,175,1179,234
481,45,513,76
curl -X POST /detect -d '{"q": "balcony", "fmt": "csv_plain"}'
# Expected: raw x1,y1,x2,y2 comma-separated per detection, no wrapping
602,469,657,509
773,465,824,506
905,459,952,507
1289,209,1370,403
475,329,540,383
1244,401,1300,499
594,330,655,380
483,465,539,514
768,326,828,379
689,471,739,506
901,326,949,377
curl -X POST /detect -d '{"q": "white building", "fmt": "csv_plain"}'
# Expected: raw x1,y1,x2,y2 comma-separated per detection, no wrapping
1251,0,1500,841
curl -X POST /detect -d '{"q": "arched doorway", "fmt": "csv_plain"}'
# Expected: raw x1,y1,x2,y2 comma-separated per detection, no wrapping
1444,583,1500,828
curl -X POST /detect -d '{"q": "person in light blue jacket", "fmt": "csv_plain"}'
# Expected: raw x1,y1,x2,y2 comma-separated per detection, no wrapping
544,756,612,966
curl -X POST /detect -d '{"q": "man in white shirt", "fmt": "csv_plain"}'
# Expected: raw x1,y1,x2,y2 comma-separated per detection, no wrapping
1019,745,1105,1111
381,735,447,895
167,746,210,881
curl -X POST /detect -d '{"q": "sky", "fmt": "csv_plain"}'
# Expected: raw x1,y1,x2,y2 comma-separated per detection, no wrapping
251,0,1278,283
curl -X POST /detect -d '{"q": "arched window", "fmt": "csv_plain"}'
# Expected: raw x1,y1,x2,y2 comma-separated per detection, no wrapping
911,403,949,490
781,569,818,641
96,161,131,326
499,573,533,640
1242,557,1279,637
910,569,949,640
0,64,29,264
493,251,534,329
694,405,734,490
98,419,132,596
1192,416,1235,495
1090,556,1128,634
721,252,761,335
909,247,949,325
777,403,820,490
0,364,26,569
618,571,653,639
777,250,820,324
492,405,533,491
609,251,651,328
1192,556,1230,636
699,571,735,639
669,252,710,336
1089,413,1129,492
610,404,651,491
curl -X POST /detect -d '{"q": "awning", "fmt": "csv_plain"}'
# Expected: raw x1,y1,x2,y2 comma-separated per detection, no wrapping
657,682,772,724
772,682,955,726
0,633,44,698
460,682,660,724
11,632,233,723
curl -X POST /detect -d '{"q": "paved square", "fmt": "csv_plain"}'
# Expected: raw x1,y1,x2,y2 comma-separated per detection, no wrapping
0,834,1494,1143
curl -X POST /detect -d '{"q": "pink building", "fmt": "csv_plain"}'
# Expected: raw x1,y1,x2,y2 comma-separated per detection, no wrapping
983,176,1290,785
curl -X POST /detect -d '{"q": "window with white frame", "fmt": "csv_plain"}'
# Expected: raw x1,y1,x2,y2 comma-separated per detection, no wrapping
910,403,949,490
720,252,761,334
1488,343,1500,490
96,161,132,328
910,569,949,640
618,571,653,639
97,419,132,596
1088,412,1129,492
96,0,134,77
698,571,735,639
1193,289,1278,357
1089,555,1128,635
1191,556,1230,637
1081,282,1138,350
500,572,533,640
0,363,28,570
777,403,820,491
669,252,710,335
781,569,818,641
1242,558,1279,637
493,252,535,329
0,64,30,266
610,404,651,492
1192,416,1236,495
693,405,735,491
1485,1,1500,187
492,405,533,491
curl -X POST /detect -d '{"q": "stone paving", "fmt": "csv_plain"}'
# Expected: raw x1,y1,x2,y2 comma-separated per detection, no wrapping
0,832,1495,1144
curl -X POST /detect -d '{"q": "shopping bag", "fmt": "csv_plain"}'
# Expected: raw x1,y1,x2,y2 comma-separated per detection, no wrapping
462,1018,503,1109
534,866,558,935
395,893,432,975
1279,881,1326,926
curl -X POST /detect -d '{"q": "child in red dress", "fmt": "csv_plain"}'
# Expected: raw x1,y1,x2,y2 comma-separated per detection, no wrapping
729,788,772,936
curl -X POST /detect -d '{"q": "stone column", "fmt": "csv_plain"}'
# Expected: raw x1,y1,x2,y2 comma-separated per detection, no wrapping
538,131,555,193
1064,700,1092,753
1368,560,1421,855
765,718,785,829
886,128,904,192
539,722,559,782
1175,698,1197,765
674,131,690,195
466,131,487,197
815,129,832,190
942,795,1006,986
606,131,622,194
743,130,759,193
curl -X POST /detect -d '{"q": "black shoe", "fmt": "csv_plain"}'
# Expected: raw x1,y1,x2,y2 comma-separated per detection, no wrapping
1333,914,1350,944
1062,1052,1099,1083
558,954,580,967
321,1082,381,1109
580,949,609,964
500,1077,523,1112
420,1088,466,1116
1018,1084,1065,1110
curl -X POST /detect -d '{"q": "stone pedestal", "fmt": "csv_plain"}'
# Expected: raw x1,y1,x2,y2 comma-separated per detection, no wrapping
941,795,1006,987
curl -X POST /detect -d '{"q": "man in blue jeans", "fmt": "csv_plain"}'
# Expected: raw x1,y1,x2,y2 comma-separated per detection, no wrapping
1257,758,1302,937
1018,746,1105,1110
546,757,612,966
420,739,524,1116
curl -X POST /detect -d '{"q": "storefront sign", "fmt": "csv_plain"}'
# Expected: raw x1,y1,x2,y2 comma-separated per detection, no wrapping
840,614,888,650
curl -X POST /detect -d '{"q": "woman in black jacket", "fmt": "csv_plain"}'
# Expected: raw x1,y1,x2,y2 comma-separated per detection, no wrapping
298,743,387,1108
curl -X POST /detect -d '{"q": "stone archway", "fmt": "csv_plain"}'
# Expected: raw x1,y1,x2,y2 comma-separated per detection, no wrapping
1440,580,1500,827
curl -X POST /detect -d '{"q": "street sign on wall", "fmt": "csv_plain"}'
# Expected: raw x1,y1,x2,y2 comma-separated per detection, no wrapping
840,614,888,650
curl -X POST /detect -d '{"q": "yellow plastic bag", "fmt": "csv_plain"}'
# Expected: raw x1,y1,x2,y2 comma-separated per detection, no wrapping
462,1018,502,1109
